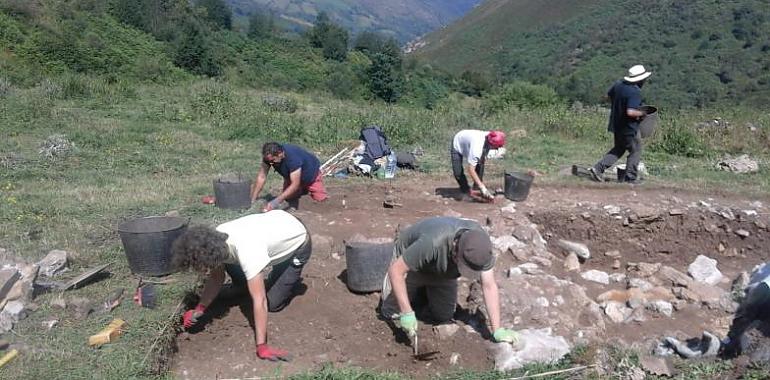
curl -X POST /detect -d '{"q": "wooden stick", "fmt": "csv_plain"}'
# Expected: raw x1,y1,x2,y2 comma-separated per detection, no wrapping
500,365,595,380
320,147,349,171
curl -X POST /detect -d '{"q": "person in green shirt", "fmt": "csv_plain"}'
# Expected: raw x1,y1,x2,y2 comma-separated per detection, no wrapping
380,217,517,344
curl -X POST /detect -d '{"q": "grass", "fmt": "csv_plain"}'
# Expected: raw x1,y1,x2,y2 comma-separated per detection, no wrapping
1,77,768,379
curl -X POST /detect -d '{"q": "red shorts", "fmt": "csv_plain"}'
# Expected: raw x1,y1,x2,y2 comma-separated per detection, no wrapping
283,172,328,201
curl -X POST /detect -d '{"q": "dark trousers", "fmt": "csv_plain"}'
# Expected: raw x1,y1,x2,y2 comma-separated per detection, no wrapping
723,282,770,356
594,132,642,181
225,234,312,312
451,149,484,193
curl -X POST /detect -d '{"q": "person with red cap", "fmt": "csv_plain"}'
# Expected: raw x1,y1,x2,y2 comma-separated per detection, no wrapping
380,216,518,345
450,130,506,200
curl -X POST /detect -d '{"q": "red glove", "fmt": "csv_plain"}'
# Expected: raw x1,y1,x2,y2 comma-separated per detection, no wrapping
182,304,206,329
257,343,292,362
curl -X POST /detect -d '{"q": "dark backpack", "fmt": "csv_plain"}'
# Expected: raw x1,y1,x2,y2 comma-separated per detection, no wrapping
359,125,391,160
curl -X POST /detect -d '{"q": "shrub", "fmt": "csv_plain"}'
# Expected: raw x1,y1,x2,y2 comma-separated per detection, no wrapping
650,122,707,157
262,94,298,113
483,81,562,114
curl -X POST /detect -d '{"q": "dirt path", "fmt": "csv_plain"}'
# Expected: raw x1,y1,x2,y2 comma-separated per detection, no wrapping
172,174,770,379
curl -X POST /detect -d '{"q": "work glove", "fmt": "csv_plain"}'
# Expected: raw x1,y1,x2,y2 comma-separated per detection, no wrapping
479,185,494,200
399,311,417,336
263,199,280,212
493,328,519,344
257,343,292,362
182,304,206,329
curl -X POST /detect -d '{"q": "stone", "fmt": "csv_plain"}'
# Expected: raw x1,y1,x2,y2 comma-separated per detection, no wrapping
0,268,20,302
529,256,552,267
597,289,630,303
646,286,676,301
492,236,526,254
612,260,621,270
563,253,580,272
69,297,93,320
626,288,647,309
688,255,723,285
628,278,654,292
735,229,751,238
581,270,610,285
609,273,626,283
604,250,621,258
604,205,622,215
658,265,692,287
688,282,726,308
604,301,632,323
433,323,459,340
731,272,750,301
500,202,517,215
673,287,701,303
449,352,460,366
37,249,68,277
669,209,685,216
42,318,59,330
3,300,26,321
630,262,661,278
508,263,542,276
491,328,570,371
715,154,759,174
639,355,674,376
557,240,590,260
646,300,673,317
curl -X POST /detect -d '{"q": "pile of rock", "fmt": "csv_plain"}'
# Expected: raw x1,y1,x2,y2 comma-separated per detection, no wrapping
0,248,68,333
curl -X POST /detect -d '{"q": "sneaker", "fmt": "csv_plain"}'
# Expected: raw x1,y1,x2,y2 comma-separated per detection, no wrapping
625,178,644,185
587,167,604,182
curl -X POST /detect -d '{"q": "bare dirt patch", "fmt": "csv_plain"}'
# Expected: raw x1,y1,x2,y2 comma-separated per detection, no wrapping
171,176,770,379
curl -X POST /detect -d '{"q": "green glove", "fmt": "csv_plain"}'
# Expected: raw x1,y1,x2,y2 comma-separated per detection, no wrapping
399,312,417,336
493,328,518,343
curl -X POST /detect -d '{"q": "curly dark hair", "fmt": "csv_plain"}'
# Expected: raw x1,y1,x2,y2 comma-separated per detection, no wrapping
171,225,230,272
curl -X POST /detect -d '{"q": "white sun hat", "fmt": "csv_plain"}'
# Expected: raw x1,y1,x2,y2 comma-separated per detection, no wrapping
624,65,652,82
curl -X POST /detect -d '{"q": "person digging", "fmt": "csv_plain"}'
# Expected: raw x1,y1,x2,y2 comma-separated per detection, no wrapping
251,142,327,212
379,216,518,347
588,64,652,184
450,129,506,201
172,210,312,362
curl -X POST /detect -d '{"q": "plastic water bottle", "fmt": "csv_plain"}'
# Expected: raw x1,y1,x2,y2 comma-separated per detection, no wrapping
384,151,397,179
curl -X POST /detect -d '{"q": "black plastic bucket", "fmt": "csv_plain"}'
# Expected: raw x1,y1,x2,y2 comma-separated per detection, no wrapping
345,242,394,293
639,105,658,138
504,171,534,201
118,216,188,276
213,175,252,210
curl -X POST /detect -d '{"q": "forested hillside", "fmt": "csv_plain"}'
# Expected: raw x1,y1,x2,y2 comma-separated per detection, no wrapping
226,0,481,42
414,0,770,107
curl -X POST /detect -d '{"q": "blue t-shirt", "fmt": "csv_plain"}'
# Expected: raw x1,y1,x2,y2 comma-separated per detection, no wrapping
267,144,320,185
607,80,643,136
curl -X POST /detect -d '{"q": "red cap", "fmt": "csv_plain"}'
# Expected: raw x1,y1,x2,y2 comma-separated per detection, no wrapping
486,131,506,149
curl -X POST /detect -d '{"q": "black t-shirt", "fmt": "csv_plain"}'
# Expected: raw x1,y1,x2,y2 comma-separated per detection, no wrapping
607,80,643,136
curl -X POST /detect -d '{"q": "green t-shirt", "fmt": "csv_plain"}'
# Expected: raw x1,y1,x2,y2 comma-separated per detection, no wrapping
395,217,494,279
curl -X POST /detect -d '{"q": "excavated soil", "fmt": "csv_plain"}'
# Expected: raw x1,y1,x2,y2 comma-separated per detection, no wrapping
172,174,770,379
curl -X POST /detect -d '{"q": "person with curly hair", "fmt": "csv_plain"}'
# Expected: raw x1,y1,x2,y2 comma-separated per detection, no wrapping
172,210,312,362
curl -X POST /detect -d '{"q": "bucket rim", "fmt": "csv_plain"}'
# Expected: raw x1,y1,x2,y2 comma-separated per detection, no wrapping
118,216,189,234
504,171,534,180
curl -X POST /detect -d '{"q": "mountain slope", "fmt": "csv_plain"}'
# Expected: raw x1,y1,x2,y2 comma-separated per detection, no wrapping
414,0,770,107
227,0,482,42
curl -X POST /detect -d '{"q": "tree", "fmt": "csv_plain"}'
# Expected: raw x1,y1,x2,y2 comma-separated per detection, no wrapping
247,10,273,39
308,11,348,61
367,38,404,102
353,31,385,56
172,19,222,76
195,0,231,30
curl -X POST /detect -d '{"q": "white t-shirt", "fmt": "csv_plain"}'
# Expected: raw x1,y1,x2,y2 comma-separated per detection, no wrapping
452,130,488,166
216,210,307,280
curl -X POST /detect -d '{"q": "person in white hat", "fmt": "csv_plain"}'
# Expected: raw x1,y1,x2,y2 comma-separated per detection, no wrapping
589,64,652,184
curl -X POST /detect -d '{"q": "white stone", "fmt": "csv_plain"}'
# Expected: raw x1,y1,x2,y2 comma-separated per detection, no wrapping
581,270,610,285
628,278,654,292
492,328,570,371
500,203,517,214
563,253,580,272
688,255,723,285
434,323,460,340
37,250,68,277
492,236,526,254
609,273,627,283
604,205,621,215
603,301,632,323
557,240,590,260
535,297,550,308
646,300,673,317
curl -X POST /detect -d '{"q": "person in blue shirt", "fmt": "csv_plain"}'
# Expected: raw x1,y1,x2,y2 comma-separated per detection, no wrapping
251,142,327,211
589,65,652,184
